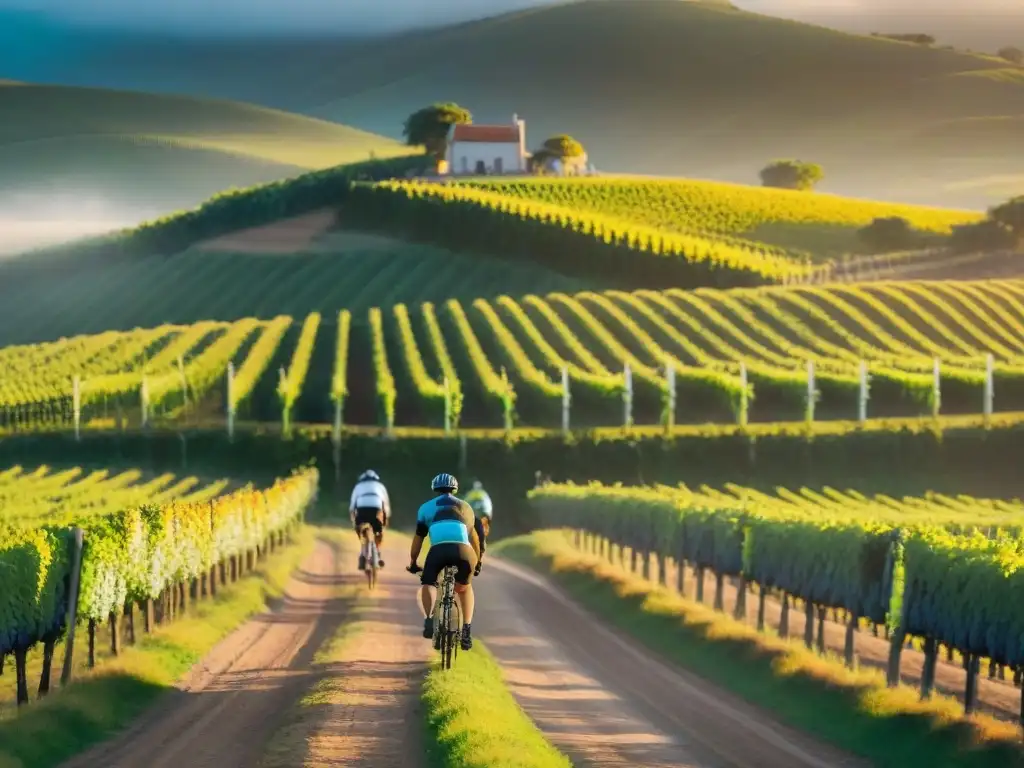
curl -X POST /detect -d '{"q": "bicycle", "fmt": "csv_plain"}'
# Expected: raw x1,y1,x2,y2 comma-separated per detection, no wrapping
358,523,379,590
408,563,461,670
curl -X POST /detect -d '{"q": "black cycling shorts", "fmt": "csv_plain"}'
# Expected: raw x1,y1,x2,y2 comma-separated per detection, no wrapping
420,542,476,587
353,507,384,536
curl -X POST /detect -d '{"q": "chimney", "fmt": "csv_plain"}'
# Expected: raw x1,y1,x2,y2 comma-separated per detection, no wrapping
513,112,518,124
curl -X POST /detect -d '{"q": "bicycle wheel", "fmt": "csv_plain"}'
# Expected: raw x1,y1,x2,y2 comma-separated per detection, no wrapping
450,598,462,668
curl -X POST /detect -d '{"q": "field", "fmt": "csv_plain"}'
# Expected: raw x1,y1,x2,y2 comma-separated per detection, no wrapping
0,464,317,702
530,479,1024,725
461,177,983,260
0,82,413,238
29,0,1024,209
0,464,233,529
5,279,1024,433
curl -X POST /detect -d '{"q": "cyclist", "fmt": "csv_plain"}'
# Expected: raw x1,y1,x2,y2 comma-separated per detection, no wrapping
464,480,493,576
407,473,480,651
349,469,389,571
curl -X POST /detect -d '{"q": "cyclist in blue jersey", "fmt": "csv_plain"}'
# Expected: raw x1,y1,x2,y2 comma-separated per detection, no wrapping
407,473,481,650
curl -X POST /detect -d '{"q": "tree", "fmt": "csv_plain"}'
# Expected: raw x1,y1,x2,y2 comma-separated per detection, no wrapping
989,195,1024,241
542,134,586,159
402,103,472,161
949,220,1017,253
872,32,936,46
759,160,824,191
858,217,918,253
998,46,1024,65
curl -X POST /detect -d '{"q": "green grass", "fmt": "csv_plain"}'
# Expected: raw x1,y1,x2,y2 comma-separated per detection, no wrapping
422,640,572,768
493,531,1024,768
0,526,319,768
0,82,411,220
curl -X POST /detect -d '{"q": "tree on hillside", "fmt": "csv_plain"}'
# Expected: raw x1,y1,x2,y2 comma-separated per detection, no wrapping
530,135,587,174
542,134,586,159
989,196,1024,243
402,103,472,162
872,32,936,46
949,220,1017,253
998,46,1024,65
759,160,823,192
858,217,919,253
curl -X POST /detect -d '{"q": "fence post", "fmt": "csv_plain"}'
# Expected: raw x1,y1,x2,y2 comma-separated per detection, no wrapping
178,356,189,412
60,528,85,687
858,360,869,423
561,366,570,435
226,362,235,442
738,362,749,426
664,359,676,432
623,363,633,429
140,376,150,429
72,376,81,442
984,354,994,421
805,359,816,423
932,357,941,418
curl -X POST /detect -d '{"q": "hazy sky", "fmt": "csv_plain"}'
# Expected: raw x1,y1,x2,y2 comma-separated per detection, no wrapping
0,0,556,34
1,1,1019,36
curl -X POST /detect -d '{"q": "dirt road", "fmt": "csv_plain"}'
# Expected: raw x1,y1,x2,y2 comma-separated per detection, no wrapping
259,550,430,768
58,534,866,768
61,536,356,768
475,557,865,768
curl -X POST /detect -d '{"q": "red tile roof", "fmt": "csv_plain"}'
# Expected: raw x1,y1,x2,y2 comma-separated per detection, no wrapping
452,124,520,143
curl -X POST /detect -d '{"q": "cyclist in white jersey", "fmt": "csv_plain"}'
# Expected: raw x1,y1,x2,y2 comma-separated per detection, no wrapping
349,469,390,570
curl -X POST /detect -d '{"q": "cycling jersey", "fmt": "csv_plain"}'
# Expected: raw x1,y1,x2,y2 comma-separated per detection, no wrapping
464,488,493,520
416,494,477,547
350,479,390,514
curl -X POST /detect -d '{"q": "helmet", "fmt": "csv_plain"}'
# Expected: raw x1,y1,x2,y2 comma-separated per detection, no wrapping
472,480,483,491
359,469,380,482
431,473,458,494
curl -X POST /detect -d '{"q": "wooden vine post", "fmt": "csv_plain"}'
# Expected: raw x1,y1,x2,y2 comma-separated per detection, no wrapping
60,527,85,686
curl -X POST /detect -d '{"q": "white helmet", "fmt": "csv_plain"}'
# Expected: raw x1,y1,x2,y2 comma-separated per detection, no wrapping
359,469,380,482
472,480,483,491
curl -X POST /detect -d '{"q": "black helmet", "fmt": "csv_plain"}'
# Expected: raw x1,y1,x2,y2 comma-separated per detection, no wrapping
431,472,458,494
359,469,380,482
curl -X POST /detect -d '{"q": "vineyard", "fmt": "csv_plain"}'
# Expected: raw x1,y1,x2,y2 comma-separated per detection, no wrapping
0,463,317,705
529,480,1024,718
0,238,584,347
459,177,983,259
4,279,1024,433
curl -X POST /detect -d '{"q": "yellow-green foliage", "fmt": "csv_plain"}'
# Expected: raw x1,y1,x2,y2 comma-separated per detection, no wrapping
465,178,983,257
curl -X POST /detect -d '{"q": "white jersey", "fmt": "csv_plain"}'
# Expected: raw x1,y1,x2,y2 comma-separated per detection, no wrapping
349,480,390,519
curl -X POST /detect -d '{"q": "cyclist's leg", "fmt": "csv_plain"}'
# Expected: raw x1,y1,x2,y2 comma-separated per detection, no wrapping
454,544,477,649
372,512,385,566
354,510,372,569
418,546,444,638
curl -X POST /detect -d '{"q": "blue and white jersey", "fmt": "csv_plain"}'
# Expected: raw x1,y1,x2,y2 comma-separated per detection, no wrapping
415,494,476,545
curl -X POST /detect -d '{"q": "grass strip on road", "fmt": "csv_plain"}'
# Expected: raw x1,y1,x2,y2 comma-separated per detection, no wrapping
493,531,1024,768
0,526,320,768
423,639,573,768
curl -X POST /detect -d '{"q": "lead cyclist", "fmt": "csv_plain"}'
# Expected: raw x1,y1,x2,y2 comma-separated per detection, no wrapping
464,480,492,576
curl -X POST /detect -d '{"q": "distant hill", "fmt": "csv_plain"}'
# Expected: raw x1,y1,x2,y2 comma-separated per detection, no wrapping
0,82,412,252
14,0,1024,209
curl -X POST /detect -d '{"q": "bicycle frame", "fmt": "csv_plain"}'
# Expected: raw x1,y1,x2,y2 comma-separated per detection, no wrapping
433,564,461,669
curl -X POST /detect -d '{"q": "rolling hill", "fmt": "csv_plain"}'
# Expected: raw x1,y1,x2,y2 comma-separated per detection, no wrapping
0,82,413,253
18,0,1024,209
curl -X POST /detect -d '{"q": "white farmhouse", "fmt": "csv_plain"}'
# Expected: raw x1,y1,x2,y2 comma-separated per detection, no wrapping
445,114,527,175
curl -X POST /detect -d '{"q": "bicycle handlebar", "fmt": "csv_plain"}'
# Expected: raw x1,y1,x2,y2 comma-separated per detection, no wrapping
407,563,422,574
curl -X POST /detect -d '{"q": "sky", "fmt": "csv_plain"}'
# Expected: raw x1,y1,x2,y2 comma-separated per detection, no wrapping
0,1,1019,40
0,0,557,35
